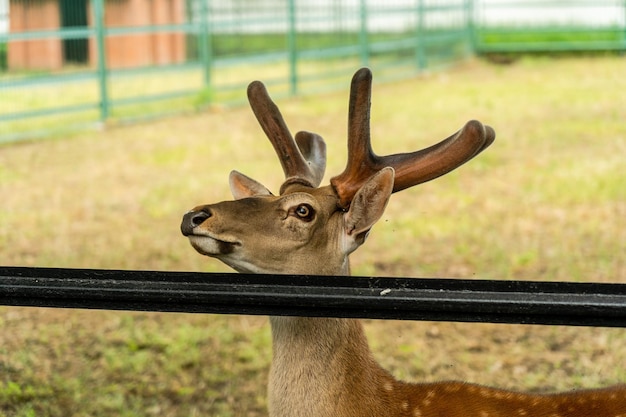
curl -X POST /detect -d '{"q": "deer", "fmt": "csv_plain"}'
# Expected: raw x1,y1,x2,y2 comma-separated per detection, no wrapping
181,68,626,417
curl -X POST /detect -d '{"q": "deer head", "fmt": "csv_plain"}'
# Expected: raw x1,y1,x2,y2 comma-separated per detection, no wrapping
181,68,495,276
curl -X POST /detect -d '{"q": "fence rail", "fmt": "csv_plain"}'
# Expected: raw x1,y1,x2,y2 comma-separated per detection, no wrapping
1,0,625,142
474,0,626,53
2,267,625,328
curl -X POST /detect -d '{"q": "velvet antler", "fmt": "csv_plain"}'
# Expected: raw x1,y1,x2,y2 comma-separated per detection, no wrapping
330,68,495,208
247,81,327,194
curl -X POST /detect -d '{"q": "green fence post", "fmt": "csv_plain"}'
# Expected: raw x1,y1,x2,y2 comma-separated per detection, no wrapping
199,0,212,87
622,0,626,55
287,0,297,95
359,0,369,67
415,0,427,70
93,0,109,121
466,0,476,56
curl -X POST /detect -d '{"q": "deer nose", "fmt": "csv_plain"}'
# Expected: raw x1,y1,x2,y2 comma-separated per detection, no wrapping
181,209,211,236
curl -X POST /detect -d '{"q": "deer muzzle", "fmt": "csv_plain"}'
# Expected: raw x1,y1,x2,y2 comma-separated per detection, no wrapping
180,209,211,236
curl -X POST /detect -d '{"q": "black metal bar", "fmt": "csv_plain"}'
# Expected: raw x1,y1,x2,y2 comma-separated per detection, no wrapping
1,266,625,327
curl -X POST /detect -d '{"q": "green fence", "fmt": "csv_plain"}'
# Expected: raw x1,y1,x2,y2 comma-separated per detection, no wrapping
474,0,626,53
0,0,624,142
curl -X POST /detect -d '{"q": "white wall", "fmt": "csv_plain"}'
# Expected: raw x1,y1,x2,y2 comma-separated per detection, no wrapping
0,0,9,34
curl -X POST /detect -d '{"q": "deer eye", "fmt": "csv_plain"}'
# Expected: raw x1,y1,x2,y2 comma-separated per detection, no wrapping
293,204,315,221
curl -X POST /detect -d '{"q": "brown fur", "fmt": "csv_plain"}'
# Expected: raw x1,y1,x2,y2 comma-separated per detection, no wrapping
268,317,626,417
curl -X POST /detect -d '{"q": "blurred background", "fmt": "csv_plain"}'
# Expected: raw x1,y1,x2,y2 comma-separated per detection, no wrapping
1,0,625,141
1,1,625,416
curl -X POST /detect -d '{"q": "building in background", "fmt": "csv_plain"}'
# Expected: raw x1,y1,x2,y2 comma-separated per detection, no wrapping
7,0,185,71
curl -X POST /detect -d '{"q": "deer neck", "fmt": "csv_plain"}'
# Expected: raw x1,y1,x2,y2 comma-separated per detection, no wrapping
267,258,390,416
268,316,394,417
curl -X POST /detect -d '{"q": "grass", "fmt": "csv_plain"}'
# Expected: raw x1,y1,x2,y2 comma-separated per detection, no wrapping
1,56,625,416
478,26,625,43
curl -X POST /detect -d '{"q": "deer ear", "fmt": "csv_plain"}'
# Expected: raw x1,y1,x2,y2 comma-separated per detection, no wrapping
229,170,272,199
343,167,394,246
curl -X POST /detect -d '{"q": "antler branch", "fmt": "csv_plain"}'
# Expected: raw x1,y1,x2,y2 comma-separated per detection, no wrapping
247,81,326,193
330,68,495,208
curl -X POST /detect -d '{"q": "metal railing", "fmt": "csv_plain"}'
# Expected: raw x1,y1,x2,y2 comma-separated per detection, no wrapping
0,0,473,142
1,0,625,142
2,267,626,327
474,0,626,53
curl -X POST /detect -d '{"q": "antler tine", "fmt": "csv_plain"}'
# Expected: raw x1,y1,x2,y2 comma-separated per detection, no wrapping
330,68,377,208
247,81,326,192
294,130,327,188
387,120,495,193
331,68,496,208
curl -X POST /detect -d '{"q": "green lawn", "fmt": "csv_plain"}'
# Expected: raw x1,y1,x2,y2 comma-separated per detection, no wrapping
1,56,625,417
